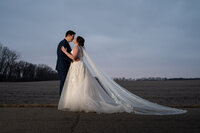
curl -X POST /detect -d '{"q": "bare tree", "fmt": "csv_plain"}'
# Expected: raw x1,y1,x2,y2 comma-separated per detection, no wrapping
0,44,20,81
0,43,58,81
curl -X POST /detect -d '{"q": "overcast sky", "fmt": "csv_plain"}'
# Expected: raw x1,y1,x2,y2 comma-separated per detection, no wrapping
0,0,200,78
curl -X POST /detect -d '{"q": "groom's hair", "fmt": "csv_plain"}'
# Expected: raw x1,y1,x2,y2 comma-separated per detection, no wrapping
65,30,76,37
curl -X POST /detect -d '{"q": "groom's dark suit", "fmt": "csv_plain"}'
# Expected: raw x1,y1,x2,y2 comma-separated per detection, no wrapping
56,39,72,96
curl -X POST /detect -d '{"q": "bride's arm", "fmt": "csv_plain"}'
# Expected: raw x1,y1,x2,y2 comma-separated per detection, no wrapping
61,46,79,61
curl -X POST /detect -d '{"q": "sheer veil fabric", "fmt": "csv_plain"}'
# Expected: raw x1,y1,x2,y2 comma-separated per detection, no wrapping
58,46,187,115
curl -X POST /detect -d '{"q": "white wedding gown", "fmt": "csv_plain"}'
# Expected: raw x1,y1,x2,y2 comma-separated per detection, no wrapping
58,46,187,115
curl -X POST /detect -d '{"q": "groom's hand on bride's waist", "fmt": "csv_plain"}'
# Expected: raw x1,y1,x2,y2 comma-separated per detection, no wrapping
73,58,80,62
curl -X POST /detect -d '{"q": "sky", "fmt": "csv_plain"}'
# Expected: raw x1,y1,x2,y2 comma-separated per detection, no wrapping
0,0,200,78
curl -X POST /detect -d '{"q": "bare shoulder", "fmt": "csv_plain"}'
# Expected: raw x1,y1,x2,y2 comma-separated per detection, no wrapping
73,46,79,50
73,46,79,52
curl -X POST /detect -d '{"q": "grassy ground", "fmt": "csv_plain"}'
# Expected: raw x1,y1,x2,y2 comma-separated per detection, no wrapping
0,80,199,106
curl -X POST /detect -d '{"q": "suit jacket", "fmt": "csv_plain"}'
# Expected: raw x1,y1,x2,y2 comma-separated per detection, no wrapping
56,39,72,71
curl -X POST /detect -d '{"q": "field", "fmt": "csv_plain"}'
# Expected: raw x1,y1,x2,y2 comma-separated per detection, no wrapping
0,80,200,133
0,80,199,106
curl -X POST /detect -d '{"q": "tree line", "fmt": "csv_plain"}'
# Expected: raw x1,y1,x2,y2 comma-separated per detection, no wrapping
113,77,200,81
1,43,199,82
0,43,58,82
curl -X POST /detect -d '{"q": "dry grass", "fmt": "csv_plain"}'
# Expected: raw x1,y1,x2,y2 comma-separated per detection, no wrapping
0,80,200,107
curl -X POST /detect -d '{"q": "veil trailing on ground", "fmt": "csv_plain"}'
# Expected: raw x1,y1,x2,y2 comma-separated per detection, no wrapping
82,48,187,115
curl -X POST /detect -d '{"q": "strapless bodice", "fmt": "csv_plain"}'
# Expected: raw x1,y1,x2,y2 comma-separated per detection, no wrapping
71,46,83,61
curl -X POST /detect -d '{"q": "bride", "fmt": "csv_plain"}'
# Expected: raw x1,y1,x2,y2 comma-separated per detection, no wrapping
58,36,187,115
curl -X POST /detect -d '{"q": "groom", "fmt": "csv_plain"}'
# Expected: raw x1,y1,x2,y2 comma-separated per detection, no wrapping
56,30,76,96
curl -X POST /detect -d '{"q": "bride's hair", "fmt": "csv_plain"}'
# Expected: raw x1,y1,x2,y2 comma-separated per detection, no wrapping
77,36,85,48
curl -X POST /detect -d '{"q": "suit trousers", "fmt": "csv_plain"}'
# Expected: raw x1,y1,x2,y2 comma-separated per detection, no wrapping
57,70,68,96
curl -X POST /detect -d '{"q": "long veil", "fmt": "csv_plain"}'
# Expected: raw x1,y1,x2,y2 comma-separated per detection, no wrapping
82,48,187,115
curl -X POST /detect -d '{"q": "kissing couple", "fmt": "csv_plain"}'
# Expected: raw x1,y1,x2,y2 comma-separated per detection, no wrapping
55,30,187,115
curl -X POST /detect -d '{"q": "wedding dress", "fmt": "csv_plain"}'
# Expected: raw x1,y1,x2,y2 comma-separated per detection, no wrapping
58,46,187,115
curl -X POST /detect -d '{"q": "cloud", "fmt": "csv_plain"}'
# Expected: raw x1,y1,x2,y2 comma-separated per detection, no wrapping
0,0,200,78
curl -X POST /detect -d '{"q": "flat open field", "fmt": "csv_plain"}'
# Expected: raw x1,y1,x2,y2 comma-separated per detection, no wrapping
0,80,200,133
0,80,199,106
